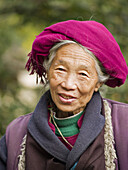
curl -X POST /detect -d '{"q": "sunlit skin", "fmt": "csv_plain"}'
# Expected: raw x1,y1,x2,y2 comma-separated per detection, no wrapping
48,44,101,118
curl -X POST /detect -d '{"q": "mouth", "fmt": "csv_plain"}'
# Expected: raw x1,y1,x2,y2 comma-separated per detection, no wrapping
58,93,76,103
60,94,75,99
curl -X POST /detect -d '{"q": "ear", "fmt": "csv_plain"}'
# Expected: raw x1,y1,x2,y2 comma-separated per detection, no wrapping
94,82,103,92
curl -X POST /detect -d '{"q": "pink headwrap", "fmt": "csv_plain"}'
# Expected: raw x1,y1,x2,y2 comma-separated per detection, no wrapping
25,20,128,87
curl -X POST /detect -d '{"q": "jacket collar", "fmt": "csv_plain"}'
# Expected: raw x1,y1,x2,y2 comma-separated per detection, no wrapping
28,90,105,169
66,91,105,169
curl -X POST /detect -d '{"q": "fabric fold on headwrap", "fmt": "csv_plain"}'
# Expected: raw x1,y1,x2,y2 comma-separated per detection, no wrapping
25,20,128,87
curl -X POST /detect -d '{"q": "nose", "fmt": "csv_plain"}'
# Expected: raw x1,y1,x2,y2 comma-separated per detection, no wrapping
61,74,77,90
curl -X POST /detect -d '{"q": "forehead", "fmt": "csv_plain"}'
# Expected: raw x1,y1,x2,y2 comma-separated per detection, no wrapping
53,44,96,68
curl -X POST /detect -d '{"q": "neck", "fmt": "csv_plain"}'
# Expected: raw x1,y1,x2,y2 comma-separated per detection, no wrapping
56,111,74,118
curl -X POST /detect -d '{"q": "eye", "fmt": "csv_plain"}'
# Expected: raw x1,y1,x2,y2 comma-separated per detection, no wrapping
57,68,65,71
56,66,66,72
79,72,88,77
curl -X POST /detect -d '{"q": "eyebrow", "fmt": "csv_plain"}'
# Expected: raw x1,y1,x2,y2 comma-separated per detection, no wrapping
78,64,91,70
54,59,66,66
56,59,92,72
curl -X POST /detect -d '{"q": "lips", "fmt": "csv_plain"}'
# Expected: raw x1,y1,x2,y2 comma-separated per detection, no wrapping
58,93,76,103
60,94,75,99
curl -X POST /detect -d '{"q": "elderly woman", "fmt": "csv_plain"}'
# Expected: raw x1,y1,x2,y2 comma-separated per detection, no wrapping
0,20,128,170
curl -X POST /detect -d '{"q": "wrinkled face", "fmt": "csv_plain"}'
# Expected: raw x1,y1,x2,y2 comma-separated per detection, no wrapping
48,44,101,114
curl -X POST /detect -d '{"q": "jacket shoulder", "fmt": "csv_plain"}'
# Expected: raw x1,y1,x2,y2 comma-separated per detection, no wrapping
104,99,128,169
104,98,128,111
104,98,128,123
7,113,32,131
105,98,128,106
6,113,32,144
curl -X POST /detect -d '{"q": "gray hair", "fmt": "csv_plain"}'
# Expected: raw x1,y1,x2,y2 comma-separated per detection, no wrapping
43,40,109,84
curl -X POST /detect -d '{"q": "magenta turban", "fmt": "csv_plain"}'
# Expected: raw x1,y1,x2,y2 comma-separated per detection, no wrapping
25,20,128,87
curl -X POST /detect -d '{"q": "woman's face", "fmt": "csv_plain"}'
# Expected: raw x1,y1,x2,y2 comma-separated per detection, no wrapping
48,44,101,114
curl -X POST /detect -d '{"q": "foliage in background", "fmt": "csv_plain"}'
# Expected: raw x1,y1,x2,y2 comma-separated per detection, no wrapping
0,0,128,137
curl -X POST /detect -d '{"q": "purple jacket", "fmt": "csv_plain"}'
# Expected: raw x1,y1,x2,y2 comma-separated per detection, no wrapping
0,91,128,169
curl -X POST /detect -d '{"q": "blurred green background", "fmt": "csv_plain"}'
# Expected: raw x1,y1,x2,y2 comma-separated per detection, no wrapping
0,0,128,137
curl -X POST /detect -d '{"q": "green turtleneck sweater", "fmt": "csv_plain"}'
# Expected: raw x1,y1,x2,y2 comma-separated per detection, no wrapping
53,111,84,137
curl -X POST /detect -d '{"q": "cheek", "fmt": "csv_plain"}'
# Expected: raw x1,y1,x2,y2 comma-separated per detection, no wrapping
78,87,95,107
49,68,63,80
49,72,62,89
78,81,93,93
78,79,97,98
